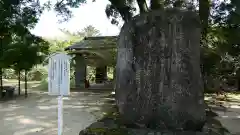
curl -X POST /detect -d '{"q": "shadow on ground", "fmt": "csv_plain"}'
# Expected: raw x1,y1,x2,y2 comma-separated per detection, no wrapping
0,90,114,135
205,93,240,135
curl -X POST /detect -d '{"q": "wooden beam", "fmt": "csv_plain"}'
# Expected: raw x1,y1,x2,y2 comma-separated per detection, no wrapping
84,36,118,40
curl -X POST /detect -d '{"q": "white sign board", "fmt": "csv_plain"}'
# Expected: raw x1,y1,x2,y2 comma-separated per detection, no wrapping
48,52,72,135
48,53,71,96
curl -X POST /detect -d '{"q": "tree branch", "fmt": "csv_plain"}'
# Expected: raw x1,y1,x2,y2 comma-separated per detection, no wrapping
108,0,132,22
136,0,148,13
199,0,210,39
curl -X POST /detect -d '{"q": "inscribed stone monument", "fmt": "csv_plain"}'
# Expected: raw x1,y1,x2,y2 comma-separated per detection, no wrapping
115,9,206,131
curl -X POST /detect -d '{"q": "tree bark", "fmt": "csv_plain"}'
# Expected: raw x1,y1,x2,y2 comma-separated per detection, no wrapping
24,70,28,97
0,68,2,98
108,0,132,22
116,9,205,130
18,70,21,95
137,0,148,13
199,0,210,41
0,38,3,98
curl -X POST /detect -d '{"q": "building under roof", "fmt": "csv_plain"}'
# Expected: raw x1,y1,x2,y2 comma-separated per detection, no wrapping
65,36,117,67
65,36,118,89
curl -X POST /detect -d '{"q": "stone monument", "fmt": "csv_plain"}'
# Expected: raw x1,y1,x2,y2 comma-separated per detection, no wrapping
115,9,206,131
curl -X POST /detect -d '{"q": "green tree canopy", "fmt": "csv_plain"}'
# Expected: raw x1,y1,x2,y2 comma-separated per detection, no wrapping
0,0,50,95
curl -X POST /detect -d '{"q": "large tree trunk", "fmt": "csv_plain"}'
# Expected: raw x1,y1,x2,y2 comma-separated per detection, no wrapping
116,9,206,131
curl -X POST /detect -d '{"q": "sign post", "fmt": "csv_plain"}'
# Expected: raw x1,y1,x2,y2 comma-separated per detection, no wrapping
48,52,71,135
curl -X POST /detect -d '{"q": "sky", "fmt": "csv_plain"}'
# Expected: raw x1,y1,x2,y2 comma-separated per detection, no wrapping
31,0,122,39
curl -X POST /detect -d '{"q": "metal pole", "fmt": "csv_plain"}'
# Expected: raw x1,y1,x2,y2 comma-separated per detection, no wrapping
58,95,63,135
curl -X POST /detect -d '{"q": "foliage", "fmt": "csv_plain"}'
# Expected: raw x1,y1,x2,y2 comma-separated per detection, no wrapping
47,0,240,91
0,0,51,95
2,69,17,79
1,0,239,91
27,66,48,81
48,39,73,53
61,25,101,38
0,0,44,68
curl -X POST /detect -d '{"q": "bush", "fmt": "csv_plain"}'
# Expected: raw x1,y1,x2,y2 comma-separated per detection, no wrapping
2,69,17,79
27,66,48,81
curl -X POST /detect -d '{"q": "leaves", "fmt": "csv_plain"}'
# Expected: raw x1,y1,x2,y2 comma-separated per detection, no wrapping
0,0,50,71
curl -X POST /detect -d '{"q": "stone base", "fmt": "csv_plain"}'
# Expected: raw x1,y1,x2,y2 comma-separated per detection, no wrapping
79,116,231,135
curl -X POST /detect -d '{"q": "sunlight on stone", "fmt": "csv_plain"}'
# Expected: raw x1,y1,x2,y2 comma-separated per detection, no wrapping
237,116,240,118
111,91,115,95
13,127,44,135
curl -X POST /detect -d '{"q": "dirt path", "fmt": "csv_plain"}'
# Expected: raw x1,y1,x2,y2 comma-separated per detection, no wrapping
206,93,240,135
0,91,114,135
1,91,239,135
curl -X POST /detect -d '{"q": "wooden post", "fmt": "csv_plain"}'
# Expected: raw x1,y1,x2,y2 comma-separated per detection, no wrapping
24,70,28,97
18,70,21,95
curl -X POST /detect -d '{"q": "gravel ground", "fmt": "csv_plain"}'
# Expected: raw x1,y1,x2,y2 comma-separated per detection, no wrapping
206,93,240,135
0,91,113,135
1,91,240,135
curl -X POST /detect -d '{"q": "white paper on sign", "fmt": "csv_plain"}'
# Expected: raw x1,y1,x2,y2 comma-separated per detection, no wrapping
48,53,71,96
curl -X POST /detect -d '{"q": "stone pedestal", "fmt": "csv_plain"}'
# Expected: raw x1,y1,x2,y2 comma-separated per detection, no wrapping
95,66,107,83
115,9,206,130
74,54,86,89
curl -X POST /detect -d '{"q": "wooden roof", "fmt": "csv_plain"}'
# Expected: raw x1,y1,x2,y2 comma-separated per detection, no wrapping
65,36,117,51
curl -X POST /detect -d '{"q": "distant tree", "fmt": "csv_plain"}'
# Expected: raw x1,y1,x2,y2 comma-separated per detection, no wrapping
60,25,101,39
77,25,101,37
7,31,49,96
0,0,45,97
